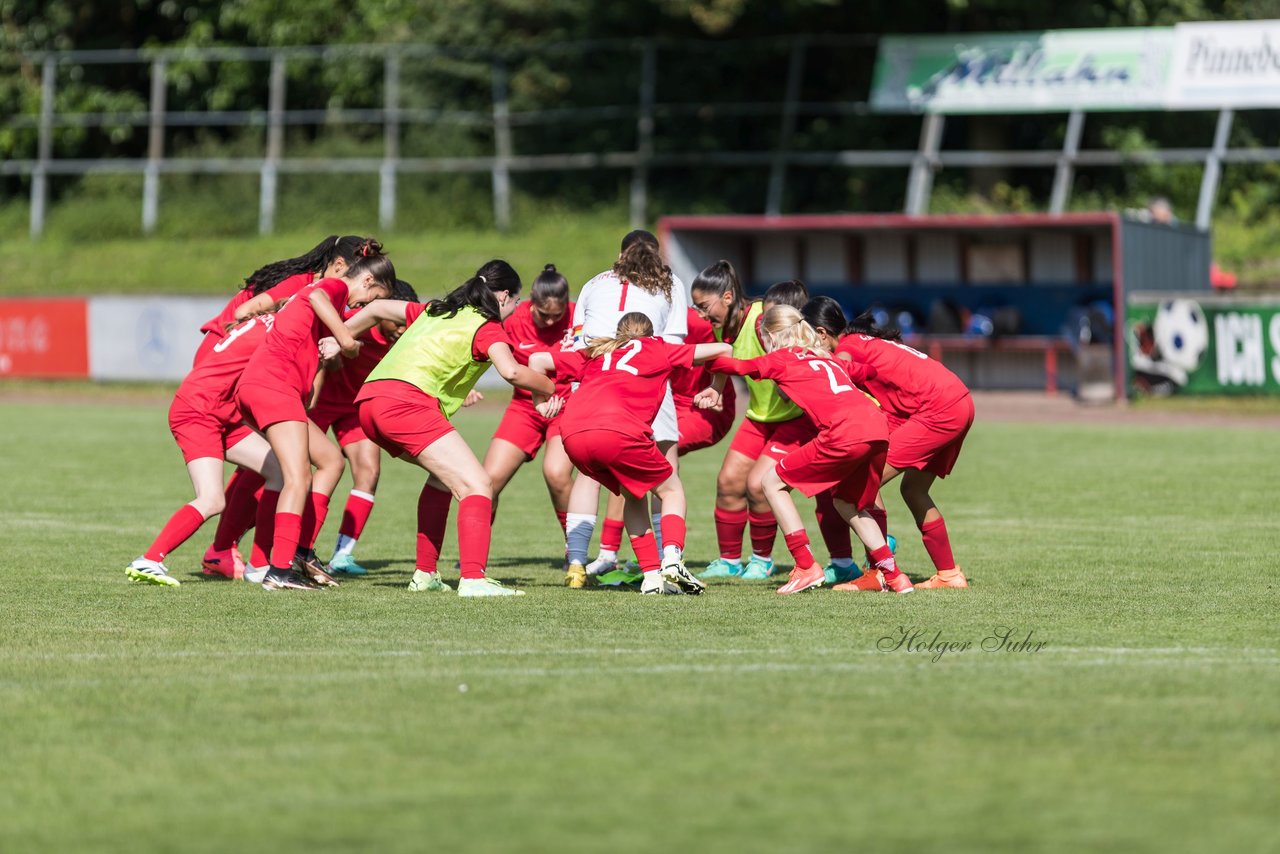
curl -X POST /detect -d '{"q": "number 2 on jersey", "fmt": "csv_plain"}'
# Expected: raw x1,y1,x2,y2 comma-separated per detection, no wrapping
809,358,853,394
601,339,641,376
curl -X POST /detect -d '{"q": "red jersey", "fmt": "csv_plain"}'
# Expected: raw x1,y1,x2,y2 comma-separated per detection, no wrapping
555,337,695,439
239,278,349,399
176,314,275,422
835,334,969,419
711,348,887,443
198,273,314,339
503,300,575,401
671,308,736,410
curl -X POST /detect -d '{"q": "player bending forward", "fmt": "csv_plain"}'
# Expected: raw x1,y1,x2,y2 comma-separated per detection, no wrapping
531,313,729,594
707,305,911,595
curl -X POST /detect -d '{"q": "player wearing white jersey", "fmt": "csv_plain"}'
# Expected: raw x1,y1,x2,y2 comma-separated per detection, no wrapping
562,230,691,588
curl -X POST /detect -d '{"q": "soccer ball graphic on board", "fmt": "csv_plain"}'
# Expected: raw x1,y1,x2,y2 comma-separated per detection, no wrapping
1152,299,1208,374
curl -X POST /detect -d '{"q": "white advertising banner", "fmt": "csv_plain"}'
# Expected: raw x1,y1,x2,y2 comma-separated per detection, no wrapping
1168,20,1280,108
88,296,225,381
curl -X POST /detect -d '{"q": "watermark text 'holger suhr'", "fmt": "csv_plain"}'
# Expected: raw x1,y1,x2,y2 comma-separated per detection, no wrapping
877,626,1048,663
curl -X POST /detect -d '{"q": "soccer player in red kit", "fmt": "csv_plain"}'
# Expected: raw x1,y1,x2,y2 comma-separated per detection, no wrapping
532,312,730,594
708,305,910,595
817,301,974,590
346,260,556,597
305,279,419,576
584,305,740,584
125,313,285,586
235,245,394,591
482,264,576,542
197,235,377,579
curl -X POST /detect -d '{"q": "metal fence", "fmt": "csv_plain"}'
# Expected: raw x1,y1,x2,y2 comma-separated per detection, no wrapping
1,38,1266,238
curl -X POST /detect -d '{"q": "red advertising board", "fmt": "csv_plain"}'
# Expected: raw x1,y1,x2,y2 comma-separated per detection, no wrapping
0,298,90,378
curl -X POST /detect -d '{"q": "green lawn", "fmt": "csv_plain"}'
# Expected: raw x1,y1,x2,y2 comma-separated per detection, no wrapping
0,392,1276,853
16,213,632,298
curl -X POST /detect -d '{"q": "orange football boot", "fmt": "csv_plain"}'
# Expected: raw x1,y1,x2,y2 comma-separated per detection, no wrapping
914,568,968,589
883,571,914,594
833,570,885,591
776,564,825,595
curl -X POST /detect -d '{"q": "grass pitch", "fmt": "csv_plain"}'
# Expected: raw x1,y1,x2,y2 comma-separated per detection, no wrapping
0,391,1276,853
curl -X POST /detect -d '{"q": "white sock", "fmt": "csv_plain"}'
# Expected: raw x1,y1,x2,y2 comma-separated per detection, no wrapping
651,513,664,551
751,552,773,563
566,513,596,565
662,544,681,562
595,548,618,563
333,534,357,559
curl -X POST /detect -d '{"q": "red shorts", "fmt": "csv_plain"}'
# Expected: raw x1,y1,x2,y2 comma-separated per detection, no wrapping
777,435,888,510
562,428,672,499
310,400,368,447
728,416,819,462
168,396,253,464
886,394,974,478
236,382,307,431
357,386,455,460
676,399,735,456
492,397,560,459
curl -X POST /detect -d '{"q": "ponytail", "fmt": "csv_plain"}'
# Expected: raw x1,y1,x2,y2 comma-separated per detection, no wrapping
847,308,903,342
243,234,380,295
426,259,521,322
585,311,654,358
760,304,827,354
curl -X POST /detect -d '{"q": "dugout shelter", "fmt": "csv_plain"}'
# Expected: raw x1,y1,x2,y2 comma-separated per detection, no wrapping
660,213,1210,400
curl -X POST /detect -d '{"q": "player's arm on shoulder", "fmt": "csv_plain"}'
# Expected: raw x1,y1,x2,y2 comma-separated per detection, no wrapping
345,299,409,338
490,341,556,396
691,342,732,364
233,291,277,323
311,289,361,357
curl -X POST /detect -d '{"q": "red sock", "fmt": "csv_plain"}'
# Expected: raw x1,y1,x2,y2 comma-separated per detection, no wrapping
601,517,625,552
555,510,568,538
630,533,661,572
457,495,493,579
783,529,817,570
339,490,375,541
212,468,263,550
144,504,207,562
814,491,852,560
269,511,302,569
870,545,900,580
299,492,331,551
250,489,280,568
660,515,686,552
714,507,748,560
748,510,777,558
920,517,956,572
416,484,452,572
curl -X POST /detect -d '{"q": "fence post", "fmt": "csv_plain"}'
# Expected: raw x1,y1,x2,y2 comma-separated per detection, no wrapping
766,38,806,217
380,50,401,232
1196,108,1234,231
142,59,168,236
30,56,56,240
259,53,286,236
1048,109,1084,215
905,113,944,215
630,41,656,229
491,60,512,232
